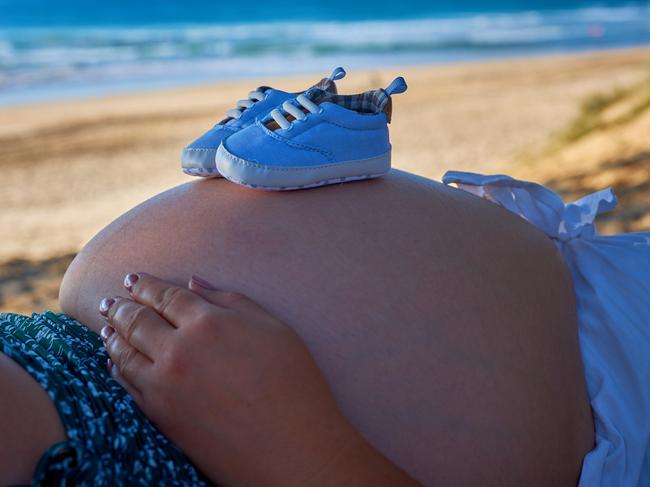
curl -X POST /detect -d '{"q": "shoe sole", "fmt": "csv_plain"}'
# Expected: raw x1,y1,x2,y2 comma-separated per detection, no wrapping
181,147,222,178
182,167,222,178
216,145,391,191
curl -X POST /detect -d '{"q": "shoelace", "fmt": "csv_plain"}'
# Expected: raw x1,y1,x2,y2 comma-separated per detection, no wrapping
225,89,266,121
224,67,345,124
270,94,320,130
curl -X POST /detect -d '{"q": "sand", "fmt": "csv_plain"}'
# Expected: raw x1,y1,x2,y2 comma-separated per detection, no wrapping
2,46,650,313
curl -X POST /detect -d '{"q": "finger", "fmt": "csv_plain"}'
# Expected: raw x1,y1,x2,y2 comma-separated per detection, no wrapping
123,272,216,327
104,327,153,393
188,275,264,313
102,296,173,360
108,358,145,406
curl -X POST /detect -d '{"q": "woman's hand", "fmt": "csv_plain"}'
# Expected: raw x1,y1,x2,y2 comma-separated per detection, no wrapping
100,273,421,487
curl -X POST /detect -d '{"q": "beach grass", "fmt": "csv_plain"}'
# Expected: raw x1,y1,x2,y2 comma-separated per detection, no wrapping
561,76,650,144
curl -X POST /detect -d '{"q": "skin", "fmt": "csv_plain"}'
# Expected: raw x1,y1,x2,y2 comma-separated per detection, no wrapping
0,170,594,485
100,273,422,486
0,353,67,485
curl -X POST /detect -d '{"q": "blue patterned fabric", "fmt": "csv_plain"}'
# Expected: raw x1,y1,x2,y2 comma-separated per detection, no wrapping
0,311,211,486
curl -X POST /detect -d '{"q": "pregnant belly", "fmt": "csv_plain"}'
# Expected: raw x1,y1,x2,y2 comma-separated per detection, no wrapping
59,170,594,485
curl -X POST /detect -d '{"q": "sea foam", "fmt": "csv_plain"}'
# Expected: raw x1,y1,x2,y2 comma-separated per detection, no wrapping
0,5,648,104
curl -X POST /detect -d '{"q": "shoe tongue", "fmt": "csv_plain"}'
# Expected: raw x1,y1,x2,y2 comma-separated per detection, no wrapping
309,67,346,93
303,87,331,105
309,77,338,94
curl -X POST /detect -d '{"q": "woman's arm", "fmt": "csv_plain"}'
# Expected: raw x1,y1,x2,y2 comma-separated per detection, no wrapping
101,272,422,486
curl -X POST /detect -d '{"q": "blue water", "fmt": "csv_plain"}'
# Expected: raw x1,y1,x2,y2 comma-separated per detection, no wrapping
0,0,649,105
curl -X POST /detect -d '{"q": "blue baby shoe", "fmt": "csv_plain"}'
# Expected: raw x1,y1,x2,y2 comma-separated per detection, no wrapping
215,76,408,190
181,67,347,177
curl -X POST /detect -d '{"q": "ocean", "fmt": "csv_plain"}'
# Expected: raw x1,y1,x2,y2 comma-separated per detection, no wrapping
1,0,649,105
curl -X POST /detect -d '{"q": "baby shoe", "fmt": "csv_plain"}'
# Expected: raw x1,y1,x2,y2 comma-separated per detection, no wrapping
181,67,347,177
215,76,407,190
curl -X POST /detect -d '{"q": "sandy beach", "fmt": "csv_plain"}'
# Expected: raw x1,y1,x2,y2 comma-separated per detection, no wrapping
2,47,650,313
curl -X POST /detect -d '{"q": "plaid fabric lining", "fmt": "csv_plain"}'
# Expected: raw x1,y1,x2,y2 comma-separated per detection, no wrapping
310,88,393,121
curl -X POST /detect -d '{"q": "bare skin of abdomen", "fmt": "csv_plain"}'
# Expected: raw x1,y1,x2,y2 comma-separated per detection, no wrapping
1,170,594,485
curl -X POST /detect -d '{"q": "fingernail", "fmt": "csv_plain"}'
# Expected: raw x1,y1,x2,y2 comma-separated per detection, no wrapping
101,325,115,342
190,275,216,290
107,358,114,373
124,273,139,291
99,297,115,316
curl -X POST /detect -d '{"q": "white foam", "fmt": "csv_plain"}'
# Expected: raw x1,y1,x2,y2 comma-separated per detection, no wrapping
0,5,649,103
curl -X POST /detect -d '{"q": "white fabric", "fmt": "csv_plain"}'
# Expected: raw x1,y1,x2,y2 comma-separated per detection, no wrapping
442,171,650,487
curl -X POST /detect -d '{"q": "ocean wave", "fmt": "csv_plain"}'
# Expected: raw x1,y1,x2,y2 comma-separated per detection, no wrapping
0,5,649,96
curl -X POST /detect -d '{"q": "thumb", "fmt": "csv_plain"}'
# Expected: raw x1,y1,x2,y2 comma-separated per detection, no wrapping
188,275,262,313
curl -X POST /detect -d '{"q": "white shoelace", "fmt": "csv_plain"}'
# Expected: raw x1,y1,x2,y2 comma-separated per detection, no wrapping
226,90,266,121
270,94,320,130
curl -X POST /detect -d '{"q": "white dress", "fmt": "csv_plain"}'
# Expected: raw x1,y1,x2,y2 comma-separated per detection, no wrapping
442,171,650,487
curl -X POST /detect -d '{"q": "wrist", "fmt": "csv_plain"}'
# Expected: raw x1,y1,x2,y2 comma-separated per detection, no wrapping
302,419,420,487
